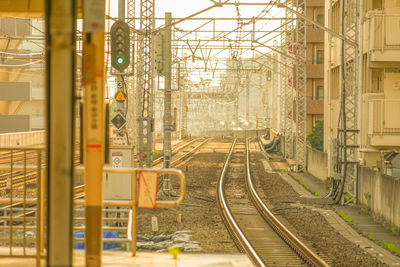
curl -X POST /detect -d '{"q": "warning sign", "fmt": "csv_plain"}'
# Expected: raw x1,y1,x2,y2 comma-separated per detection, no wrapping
111,112,127,130
112,152,123,168
137,171,158,209
115,90,126,102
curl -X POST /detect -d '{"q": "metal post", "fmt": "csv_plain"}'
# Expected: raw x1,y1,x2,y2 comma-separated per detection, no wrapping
163,12,172,169
163,13,172,192
45,0,76,265
138,0,155,167
295,0,307,171
83,0,106,266
335,0,360,204
130,170,137,255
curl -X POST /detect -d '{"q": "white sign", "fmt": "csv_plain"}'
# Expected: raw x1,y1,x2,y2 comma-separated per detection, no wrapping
84,0,105,33
112,136,127,145
112,152,123,168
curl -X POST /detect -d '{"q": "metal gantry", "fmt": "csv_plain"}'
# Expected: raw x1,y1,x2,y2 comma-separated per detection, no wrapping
335,0,360,203
294,0,306,171
138,0,154,167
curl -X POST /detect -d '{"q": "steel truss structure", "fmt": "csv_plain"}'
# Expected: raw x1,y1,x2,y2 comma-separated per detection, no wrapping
295,0,306,171
283,2,295,159
137,0,154,167
335,0,360,204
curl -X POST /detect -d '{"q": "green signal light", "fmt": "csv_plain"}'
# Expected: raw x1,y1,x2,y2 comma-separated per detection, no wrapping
117,57,124,64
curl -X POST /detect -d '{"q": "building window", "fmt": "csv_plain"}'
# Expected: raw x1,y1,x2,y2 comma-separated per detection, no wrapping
316,86,324,100
371,69,383,93
331,1,341,33
317,14,324,25
316,50,324,64
331,66,340,99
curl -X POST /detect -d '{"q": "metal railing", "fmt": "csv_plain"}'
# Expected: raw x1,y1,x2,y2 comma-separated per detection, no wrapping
0,146,45,266
368,99,400,135
73,167,185,255
0,144,186,267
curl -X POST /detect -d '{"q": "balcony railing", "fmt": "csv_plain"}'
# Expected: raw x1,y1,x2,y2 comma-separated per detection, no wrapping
369,13,400,50
368,99,400,135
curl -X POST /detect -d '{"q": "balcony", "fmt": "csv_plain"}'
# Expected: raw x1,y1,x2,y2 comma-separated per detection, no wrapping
306,63,324,79
367,13,400,62
307,98,324,115
368,99,400,146
306,0,324,7
306,28,324,43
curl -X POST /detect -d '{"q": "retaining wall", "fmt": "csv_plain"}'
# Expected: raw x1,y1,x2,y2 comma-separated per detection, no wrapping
306,146,328,182
358,167,400,229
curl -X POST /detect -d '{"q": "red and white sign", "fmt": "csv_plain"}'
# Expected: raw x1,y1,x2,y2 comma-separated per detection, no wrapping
137,171,158,209
112,152,123,168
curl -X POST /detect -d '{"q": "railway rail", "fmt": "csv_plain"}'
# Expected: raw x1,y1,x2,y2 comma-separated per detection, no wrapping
217,138,328,266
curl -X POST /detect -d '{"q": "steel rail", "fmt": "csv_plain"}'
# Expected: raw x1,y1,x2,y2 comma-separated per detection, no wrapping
245,140,329,267
152,137,203,166
216,139,265,266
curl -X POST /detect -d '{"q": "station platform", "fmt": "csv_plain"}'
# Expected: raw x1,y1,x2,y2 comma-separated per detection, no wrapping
2,251,253,267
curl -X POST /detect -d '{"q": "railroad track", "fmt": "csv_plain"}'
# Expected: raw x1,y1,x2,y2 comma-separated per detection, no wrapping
153,137,209,169
217,139,328,267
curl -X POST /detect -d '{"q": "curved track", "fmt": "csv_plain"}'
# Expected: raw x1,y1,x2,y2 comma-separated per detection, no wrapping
217,139,328,267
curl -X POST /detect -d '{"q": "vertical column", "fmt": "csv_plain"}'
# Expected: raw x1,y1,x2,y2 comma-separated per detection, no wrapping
163,12,172,169
83,0,106,266
138,0,154,167
335,0,360,203
295,0,307,171
46,0,76,265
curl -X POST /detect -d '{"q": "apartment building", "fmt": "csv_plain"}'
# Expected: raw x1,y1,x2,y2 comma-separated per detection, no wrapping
324,0,400,175
306,0,325,134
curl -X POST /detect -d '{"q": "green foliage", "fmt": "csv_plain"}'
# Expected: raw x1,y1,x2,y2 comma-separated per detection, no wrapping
382,241,400,256
368,232,375,241
308,120,324,151
344,194,353,201
391,227,397,233
315,192,321,197
360,204,368,213
338,211,353,224
364,192,372,200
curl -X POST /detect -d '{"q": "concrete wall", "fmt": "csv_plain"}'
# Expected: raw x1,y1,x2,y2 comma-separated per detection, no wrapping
0,130,44,146
306,146,328,182
358,167,400,229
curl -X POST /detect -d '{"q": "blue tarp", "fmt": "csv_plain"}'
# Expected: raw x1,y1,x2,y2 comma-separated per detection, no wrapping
74,231,121,250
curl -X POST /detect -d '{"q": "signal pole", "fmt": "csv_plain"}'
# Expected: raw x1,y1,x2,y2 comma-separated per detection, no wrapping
163,12,172,190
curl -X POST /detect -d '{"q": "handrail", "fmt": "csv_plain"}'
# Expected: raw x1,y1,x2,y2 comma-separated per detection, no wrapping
74,167,185,207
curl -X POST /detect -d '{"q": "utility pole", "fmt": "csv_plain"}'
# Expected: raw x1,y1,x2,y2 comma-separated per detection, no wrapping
295,0,307,171
163,12,173,189
138,0,154,167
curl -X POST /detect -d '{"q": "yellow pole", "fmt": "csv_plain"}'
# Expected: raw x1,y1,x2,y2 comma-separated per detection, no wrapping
131,170,137,256
83,1,106,266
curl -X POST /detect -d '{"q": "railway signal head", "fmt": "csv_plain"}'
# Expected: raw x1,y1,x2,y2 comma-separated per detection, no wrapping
111,21,130,71
267,70,271,81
